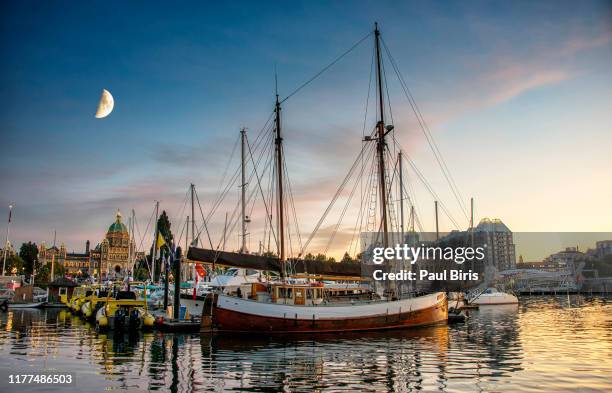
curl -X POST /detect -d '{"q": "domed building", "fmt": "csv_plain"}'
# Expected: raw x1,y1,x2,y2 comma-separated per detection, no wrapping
90,210,144,278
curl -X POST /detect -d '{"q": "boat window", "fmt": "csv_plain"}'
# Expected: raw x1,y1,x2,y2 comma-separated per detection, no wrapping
306,289,312,299
287,288,293,299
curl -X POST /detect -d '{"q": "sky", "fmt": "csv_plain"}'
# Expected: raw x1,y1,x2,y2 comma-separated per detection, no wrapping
1,1,611,260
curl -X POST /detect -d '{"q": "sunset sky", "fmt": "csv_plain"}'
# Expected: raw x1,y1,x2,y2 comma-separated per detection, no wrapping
1,1,611,259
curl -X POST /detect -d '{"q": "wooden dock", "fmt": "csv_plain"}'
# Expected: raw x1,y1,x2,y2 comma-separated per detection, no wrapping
156,318,201,333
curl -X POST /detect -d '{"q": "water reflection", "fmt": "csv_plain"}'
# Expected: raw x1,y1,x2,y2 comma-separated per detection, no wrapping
0,297,610,392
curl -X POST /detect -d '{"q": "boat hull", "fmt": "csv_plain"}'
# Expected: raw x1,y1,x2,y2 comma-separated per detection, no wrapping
471,292,518,305
206,292,447,333
8,302,46,309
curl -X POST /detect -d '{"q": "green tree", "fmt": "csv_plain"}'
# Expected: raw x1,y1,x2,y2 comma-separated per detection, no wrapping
341,252,352,263
36,264,50,283
157,210,174,246
303,253,315,260
35,262,65,284
262,251,277,258
4,255,25,274
19,241,39,275
135,267,149,281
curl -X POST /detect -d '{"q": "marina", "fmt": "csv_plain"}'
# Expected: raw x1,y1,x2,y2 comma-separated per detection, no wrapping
1,295,610,392
1,2,611,392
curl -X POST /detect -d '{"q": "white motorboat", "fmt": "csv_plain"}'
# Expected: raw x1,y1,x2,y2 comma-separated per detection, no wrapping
180,268,264,317
8,301,46,309
0,288,46,309
471,287,518,305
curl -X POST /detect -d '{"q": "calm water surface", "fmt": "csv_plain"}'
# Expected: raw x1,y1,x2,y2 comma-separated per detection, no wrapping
0,296,611,392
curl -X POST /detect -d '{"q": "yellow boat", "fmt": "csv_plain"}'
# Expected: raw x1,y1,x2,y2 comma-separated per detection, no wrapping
68,286,91,313
81,287,111,321
95,286,154,331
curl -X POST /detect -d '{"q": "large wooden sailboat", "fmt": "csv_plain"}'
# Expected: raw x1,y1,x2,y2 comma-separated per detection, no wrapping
189,24,448,334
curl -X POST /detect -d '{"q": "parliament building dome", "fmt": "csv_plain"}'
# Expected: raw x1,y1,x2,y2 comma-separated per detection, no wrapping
108,210,128,234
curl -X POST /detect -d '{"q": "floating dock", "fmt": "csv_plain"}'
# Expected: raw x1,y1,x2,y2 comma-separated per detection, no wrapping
156,318,201,333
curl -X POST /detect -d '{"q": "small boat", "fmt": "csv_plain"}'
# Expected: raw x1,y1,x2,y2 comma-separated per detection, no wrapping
0,287,47,309
136,285,166,308
81,288,111,320
33,287,48,303
8,301,46,309
180,268,263,317
68,286,91,313
448,307,467,323
470,288,518,305
95,290,154,331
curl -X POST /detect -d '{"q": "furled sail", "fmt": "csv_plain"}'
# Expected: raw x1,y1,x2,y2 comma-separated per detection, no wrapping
187,247,361,277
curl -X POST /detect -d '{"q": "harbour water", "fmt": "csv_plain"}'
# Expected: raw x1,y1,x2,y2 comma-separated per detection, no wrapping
0,296,610,392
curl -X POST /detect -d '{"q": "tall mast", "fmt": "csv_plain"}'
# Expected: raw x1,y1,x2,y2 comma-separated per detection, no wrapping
240,128,248,253
2,204,12,276
185,215,189,255
131,208,135,273
275,93,286,277
399,151,404,237
374,22,389,249
152,201,159,282
185,214,189,280
470,197,475,273
190,184,195,247
128,215,132,273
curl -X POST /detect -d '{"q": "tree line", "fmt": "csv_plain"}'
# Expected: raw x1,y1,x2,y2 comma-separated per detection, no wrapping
3,241,64,283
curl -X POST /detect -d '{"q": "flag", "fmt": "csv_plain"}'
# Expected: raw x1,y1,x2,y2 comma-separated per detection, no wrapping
156,232,166,250
195,263,206,278
8,206,12,223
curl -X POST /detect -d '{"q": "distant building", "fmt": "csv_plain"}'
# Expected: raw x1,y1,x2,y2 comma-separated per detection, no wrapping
0,242,17,258
39,242,91,275
90,210,144,279
595,240,612,258
39,210,144,278
39,243,66,264
544,247,589,269
473,218,516,271
64,244,91,273
438,217,516,272
516,260,558,271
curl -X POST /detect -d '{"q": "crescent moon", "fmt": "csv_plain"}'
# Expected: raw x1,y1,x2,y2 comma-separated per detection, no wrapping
95,89,114,118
